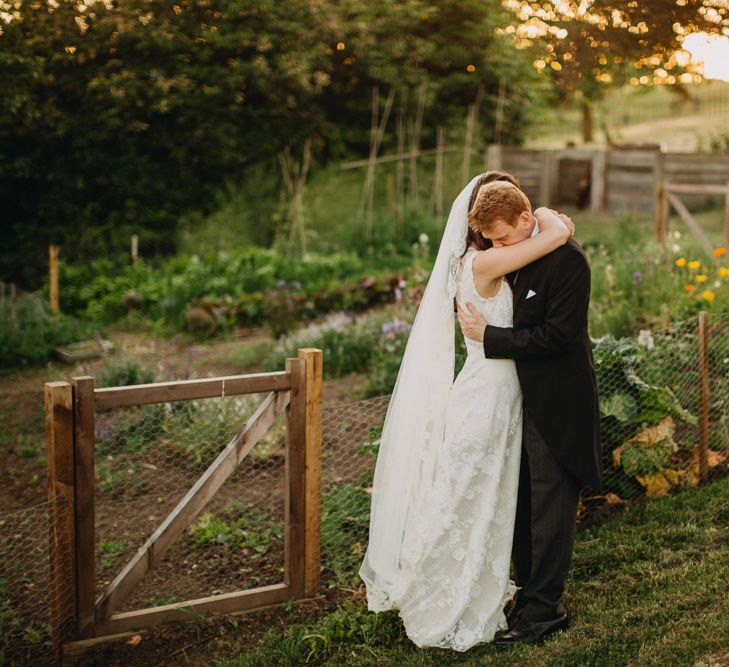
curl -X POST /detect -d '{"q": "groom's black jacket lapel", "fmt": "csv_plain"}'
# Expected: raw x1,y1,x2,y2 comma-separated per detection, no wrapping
482,238,602,493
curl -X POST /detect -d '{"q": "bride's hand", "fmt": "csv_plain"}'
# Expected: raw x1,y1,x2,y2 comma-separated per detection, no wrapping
534,207,571,243
540,208,575,237
553,210,575,237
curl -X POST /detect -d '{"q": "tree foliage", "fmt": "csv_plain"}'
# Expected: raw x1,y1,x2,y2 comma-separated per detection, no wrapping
503,0,729,131
0,0,539,286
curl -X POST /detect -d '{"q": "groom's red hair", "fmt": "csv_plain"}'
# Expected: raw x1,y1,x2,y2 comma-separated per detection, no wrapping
468,181,531,235
463,171,520,254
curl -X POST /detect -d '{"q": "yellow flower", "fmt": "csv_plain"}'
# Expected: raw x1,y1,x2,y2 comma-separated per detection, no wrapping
701,290,716,302
684,284,696,292
696,274,707,283
720,267,729,278
688,260,700,270
715,247,726,258
675,257,686,267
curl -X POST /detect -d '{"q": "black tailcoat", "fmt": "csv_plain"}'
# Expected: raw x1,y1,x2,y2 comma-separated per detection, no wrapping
482,238,602,492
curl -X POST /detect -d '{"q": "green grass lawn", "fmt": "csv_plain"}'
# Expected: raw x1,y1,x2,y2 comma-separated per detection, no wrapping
219,476,729,667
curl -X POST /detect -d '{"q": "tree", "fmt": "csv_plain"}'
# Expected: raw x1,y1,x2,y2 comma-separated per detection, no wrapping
502,0,729,142
0,0,331,284
0,0,542,284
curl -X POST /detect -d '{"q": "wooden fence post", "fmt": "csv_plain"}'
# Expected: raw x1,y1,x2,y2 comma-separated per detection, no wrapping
655,179,666,243
284,357,307,598
298,349,322,597
49,244,59,315
591,149,606,212
698,311,710,484
45,381,77,664
73,376,96,639
131,235,139,265
724,180,729,246
10,281,17,329
539,149,554,209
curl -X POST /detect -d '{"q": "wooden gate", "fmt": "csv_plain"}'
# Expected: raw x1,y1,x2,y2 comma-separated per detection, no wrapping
45,348,323,664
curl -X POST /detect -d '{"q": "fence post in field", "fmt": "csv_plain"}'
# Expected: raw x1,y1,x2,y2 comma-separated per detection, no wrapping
698,311,710,484
285,356,307,598
298,348,323,597
10,281,17,329
591,149,606,212
49,244,59,314
724,181,729,246
654,180,666,243
73,376,97,639
45,381,77,664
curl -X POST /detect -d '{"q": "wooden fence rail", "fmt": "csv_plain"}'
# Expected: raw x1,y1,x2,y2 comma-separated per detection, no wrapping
46,348,323,665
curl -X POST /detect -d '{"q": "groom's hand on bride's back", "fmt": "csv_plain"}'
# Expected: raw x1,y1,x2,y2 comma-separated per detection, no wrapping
457,302,487,343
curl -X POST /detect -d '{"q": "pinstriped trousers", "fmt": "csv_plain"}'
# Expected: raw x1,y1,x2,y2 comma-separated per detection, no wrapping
511,404,582,623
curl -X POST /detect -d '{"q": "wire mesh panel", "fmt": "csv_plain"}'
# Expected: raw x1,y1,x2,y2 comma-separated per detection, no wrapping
320,396,390,589
0,496,73,667
93,392,287,613
592,318,703,510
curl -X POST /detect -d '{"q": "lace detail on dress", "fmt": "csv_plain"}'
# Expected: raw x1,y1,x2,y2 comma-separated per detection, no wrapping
363,245,524,652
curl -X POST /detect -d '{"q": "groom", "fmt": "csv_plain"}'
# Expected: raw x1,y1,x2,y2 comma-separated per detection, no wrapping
458,175,602,647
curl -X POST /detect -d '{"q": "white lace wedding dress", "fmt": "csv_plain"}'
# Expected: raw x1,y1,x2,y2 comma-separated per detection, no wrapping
364,246,523,652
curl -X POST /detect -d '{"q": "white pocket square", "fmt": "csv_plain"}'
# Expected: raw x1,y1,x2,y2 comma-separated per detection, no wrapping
526,289,537,299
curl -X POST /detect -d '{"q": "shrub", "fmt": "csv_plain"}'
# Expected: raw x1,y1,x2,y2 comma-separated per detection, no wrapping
0,293,99,370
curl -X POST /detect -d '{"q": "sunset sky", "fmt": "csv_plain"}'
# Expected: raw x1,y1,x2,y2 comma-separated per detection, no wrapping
682,32,729,83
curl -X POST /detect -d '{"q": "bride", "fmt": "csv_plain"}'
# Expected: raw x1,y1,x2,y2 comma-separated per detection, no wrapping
358,172,571,651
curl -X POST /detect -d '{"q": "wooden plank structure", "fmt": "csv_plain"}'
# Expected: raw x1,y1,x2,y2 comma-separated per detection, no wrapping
656,180,729,255
45,349,323,664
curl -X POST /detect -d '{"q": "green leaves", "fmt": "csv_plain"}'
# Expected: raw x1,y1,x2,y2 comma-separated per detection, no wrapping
599,392,637,423
594,334,696,428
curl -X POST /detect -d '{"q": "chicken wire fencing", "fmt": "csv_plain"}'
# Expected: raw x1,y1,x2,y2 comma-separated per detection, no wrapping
93,391,287,613
2,312,727,659
0,496,73,667
318,311,729,589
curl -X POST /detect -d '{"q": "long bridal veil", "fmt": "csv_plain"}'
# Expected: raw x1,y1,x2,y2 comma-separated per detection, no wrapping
358,174,483,609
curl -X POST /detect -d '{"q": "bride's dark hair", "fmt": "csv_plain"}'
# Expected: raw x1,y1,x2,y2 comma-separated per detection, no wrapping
462,170,520,256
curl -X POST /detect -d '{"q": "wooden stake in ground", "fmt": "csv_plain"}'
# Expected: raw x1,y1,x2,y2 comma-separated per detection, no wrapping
10,282,17,329
655,178,667,243
407,83,427,205
45,381,77,664
131,235,139,265
278,140,312,256
358,87,396,245
698,311,710,484
298,349,323,597
429,126,445,217
725,180,729,246
461,85,484,184
49,244,59,315
396,88,407,234
73,376,97,640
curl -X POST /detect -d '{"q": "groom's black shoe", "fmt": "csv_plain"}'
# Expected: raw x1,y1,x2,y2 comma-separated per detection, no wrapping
494,613,569,648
